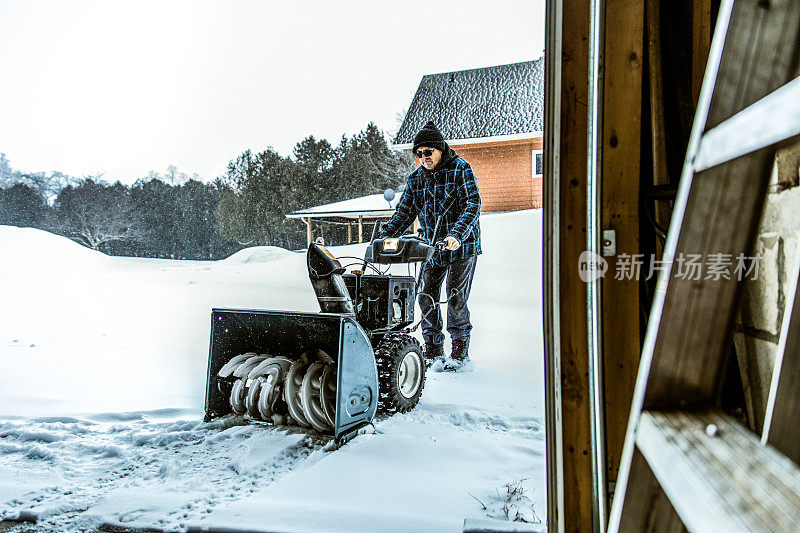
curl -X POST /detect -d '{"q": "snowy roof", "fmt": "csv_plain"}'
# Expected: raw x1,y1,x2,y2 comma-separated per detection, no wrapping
394,59,544,147
286,192,400,220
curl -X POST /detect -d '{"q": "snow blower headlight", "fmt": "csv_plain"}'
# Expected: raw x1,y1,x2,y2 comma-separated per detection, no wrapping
383,238,399,252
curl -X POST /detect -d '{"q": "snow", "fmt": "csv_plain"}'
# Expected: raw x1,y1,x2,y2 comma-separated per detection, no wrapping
0,209,545,532
288,191,400,216
223,246,297,264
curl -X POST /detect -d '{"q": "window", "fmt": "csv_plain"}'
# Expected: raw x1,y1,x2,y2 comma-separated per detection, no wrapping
533,150,544,177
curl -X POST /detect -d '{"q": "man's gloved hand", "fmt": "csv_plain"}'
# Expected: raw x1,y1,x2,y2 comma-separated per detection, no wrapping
443,236,461,251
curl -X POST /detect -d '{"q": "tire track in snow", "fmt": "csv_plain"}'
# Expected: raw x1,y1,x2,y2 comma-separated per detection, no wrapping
153,428,325,531
381,404,544,440
0,415,330,532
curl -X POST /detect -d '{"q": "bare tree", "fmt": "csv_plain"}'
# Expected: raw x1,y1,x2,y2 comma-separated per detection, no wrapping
0,153,15,187
142,165,193,186
53,179,144,251
66,204,144,250
0,154,79,202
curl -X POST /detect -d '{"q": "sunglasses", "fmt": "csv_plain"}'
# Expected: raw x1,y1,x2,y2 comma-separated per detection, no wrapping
415,149,435,158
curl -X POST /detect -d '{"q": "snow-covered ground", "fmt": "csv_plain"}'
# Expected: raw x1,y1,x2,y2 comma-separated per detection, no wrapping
0,210,545,533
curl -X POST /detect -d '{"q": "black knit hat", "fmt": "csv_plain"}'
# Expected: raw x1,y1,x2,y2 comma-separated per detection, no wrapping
413,121,446,152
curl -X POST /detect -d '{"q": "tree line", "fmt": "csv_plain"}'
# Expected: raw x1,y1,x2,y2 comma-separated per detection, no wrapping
0,123,412,259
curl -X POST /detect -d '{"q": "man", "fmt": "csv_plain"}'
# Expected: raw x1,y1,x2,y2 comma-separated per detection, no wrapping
380,121,481,371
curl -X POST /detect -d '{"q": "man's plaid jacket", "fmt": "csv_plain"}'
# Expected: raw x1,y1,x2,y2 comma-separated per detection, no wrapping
380,148,482,267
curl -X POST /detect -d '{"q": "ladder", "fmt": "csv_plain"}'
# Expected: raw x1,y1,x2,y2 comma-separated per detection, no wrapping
607,0,800,530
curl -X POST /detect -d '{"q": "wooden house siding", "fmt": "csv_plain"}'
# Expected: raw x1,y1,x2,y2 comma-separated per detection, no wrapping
450,138,543,211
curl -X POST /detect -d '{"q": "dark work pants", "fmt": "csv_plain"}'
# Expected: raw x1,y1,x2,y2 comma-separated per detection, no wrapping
419,255,478,348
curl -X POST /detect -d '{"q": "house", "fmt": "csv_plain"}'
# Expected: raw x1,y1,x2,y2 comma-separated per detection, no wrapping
393,59,544,211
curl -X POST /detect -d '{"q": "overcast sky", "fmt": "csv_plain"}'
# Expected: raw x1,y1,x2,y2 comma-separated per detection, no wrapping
0,0,545,183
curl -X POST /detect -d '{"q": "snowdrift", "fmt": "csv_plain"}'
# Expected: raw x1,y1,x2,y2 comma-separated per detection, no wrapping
0,225,108,270
224,245,297,263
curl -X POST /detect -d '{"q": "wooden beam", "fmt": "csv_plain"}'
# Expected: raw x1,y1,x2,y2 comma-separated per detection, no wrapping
694,76,800,172
646,0,672,249
692,0,712,108
557,0,594,530
358,215,363,243
634,410,800,531
601,0,643,492
762,246,800,464
305,217,312,247
646,0,668,185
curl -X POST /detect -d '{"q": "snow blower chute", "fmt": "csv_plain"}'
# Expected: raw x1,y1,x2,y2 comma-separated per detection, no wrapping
205,229,436,445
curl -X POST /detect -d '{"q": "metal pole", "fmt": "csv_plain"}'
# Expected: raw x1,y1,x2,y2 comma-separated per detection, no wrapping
587,0,608,530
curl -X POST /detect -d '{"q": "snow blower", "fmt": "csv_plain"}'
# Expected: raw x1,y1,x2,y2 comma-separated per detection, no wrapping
204,228,436,445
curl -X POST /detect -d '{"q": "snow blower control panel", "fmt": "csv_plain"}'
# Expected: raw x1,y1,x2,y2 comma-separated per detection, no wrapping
364,235,434,265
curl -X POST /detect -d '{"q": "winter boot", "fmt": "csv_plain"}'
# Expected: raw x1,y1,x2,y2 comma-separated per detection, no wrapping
450,339,469,361
439,339,474,372
422,343,444,367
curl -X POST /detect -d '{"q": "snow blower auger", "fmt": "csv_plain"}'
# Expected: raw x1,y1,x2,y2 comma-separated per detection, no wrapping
204,230,436,446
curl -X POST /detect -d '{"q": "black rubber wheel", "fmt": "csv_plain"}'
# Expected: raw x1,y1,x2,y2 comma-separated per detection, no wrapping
375,333,426,413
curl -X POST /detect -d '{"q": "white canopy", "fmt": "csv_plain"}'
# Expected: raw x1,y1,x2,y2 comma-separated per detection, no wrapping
286,192,413,246
286,192,400,220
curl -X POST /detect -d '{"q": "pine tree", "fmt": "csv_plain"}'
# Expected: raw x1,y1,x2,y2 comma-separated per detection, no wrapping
216,124,414,249
0,183,47,227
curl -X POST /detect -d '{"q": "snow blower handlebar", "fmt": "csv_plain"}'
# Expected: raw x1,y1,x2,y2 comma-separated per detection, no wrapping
364,235,435,265
359,220,383,272
364,195,456,266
